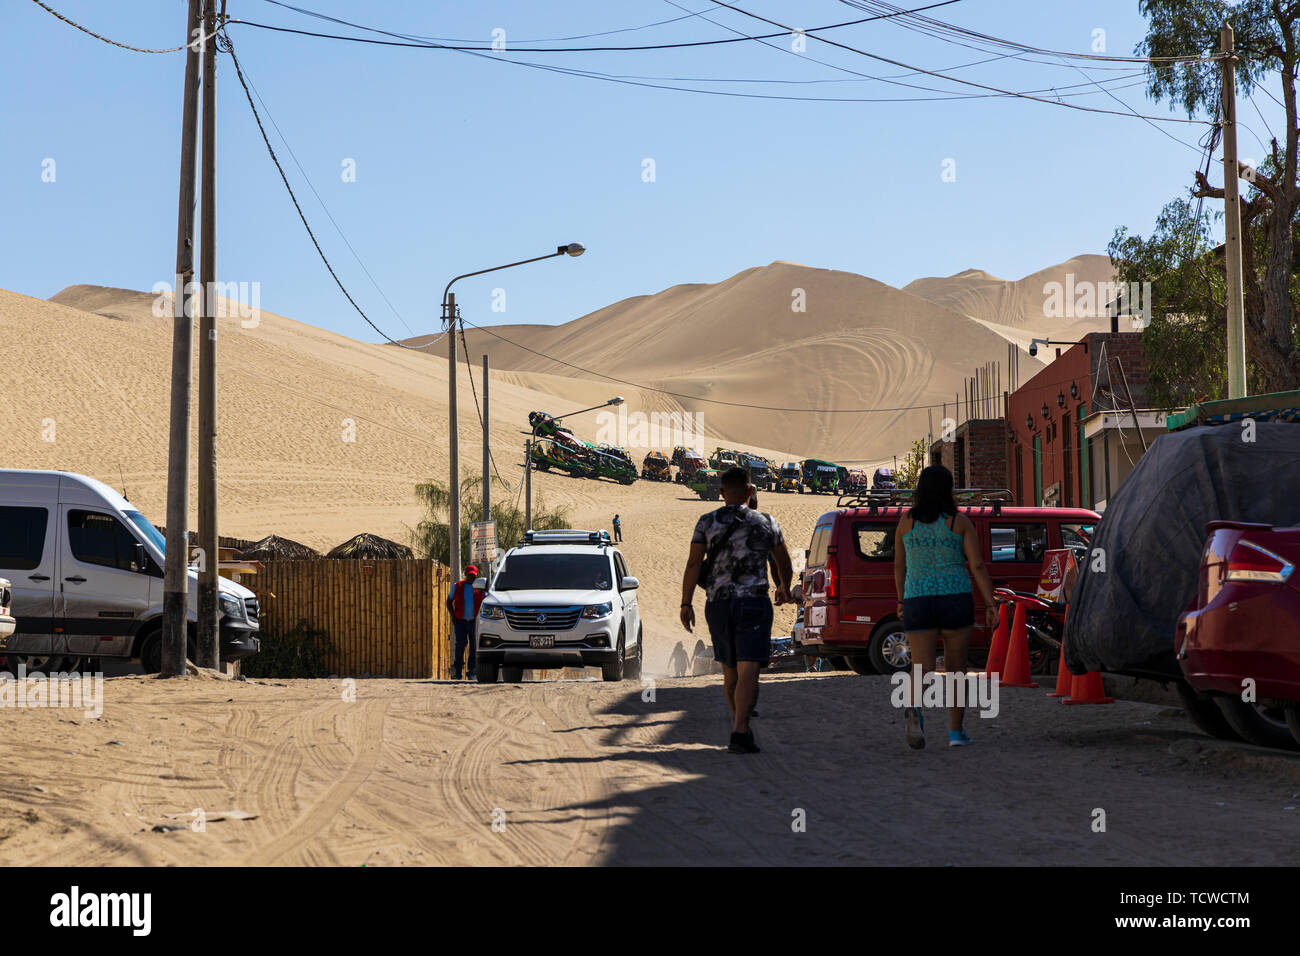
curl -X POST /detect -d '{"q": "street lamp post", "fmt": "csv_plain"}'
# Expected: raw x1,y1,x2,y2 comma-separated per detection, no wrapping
441,243,585,577
525,397,624,532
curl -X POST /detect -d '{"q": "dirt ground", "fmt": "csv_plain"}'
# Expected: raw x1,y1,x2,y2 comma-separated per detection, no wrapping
2,670,1299,866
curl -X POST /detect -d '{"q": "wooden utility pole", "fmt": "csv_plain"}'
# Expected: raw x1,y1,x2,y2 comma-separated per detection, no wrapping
1221,23,1248,399
448,293,461,577
196,0,221,669
482,355,491,522
162,0,204,677
524,439,532,531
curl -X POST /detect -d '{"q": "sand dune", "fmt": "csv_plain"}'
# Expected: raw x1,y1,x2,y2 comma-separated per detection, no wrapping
1,254,1105,671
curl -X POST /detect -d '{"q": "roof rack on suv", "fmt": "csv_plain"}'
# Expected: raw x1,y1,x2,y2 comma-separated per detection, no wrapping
522,529,611,546
835,487,1014,515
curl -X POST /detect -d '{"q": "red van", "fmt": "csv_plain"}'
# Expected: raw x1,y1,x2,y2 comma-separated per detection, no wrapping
798,492,1099,674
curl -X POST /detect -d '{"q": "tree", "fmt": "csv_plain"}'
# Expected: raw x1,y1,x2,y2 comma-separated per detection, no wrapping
411,475,571,567
895,438,927,488
1112,1,1300,402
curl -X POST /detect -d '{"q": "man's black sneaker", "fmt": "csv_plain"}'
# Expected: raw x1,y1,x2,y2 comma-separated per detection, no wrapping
728,730,760,754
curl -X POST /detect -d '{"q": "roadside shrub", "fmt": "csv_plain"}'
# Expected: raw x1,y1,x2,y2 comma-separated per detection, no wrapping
241,618,333,679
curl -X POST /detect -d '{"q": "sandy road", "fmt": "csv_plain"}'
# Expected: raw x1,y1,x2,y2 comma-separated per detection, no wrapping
1,671,1299,866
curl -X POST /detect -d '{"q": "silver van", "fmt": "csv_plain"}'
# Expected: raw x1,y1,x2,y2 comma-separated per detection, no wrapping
0,469,259,672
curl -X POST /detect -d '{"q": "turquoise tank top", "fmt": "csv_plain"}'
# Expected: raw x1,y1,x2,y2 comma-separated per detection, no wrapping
903,513,972,599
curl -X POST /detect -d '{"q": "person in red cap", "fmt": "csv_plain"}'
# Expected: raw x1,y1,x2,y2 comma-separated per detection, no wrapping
446,564,486,680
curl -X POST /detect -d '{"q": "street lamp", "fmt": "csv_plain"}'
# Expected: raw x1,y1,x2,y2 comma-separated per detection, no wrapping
525,396,624,532
441,243,585,577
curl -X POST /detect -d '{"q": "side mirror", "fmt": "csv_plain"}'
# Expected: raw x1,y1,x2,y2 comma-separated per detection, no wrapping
620,576,639,591
133,542,147,573
472,577,487,590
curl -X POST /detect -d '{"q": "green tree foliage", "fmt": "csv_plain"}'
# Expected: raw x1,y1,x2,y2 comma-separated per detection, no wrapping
412,475,571,567
1112,2,1300,402
896,438,927,489
241,619,333,679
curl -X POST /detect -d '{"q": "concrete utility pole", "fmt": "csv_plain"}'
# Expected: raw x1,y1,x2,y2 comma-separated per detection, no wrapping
1221,23,1248,399
524,438,532,532
196,0,221,670
447,293,461,578
162,0,204,677
482,354,491,522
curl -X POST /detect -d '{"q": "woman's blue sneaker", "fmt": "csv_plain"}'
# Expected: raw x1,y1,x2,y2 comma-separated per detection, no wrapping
905,707,926,750
948,730,972,747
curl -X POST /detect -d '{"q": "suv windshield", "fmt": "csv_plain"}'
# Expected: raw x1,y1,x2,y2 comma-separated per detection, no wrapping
494,553,613,591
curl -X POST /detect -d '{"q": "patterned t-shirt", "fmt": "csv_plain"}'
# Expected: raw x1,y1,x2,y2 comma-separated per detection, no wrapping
691,506,784,602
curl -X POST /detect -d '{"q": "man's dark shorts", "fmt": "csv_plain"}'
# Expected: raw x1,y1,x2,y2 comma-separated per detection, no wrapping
902,592,975,631
704,595,773,668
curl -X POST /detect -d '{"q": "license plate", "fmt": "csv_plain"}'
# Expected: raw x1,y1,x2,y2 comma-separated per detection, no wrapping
529,635,555,648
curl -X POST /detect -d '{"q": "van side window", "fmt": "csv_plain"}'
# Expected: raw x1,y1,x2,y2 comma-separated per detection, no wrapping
68,510,140,572
853,523,896,561
0,506,48,570
989,523,1048,564
808,523,833,567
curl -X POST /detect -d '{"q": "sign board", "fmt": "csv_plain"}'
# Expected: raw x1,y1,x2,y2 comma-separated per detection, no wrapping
1036,548,1076,603
470,521,498,566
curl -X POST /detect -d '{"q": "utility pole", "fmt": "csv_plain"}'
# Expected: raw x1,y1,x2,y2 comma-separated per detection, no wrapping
482,354,491,522
447,293,461,578
196,0,221,670
1221,23,1248,399
524,438,532,532
162,0,204,678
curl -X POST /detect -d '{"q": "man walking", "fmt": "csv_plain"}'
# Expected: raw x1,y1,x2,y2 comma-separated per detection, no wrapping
680,466,792,754
446,564,485,680
612,514,623,542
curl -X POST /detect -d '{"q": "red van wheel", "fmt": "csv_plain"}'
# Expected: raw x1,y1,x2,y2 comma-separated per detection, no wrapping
869,621,911,674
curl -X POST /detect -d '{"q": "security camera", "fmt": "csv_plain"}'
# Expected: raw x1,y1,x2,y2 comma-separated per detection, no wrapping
1029,341,1038,358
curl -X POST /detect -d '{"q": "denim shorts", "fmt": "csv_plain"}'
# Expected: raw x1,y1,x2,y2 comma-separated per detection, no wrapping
902,592,975,631
704,595,774,667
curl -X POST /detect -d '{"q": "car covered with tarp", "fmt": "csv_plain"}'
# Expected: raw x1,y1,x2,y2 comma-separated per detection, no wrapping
1064,422,1300,681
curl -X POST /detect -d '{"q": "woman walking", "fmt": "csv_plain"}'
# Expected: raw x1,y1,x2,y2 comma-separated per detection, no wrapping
893,465,999,749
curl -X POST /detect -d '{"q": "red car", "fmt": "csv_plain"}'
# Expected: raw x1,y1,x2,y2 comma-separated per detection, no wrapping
1176,520,1300,749
798,496,1098,674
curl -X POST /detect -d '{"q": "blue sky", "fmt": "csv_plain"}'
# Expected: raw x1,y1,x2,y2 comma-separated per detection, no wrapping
4,0,1277,342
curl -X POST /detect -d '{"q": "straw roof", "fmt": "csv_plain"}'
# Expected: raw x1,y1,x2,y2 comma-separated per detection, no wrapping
325,532,414,560
234,534,320,561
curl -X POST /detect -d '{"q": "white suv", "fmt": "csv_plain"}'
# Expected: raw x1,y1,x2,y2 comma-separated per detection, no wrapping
476,529,642,683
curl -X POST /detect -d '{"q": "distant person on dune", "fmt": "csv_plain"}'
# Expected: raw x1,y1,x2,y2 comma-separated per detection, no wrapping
681,466,792,754
612,514,623,542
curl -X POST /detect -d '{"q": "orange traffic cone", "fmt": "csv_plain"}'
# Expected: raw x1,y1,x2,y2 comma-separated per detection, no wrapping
984,602,1010,680
998,601,1039,689
1046,642,1071,698
1063,669,1113,704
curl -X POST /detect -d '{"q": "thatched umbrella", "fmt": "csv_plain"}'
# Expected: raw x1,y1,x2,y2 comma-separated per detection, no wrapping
325,533,413,560
235,534,320,562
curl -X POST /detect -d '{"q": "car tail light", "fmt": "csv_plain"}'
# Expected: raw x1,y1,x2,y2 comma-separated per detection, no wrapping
1225,540,1294,583
826,548,839,600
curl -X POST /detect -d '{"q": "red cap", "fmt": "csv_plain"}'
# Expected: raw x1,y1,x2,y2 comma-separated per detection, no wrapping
465,565,479,576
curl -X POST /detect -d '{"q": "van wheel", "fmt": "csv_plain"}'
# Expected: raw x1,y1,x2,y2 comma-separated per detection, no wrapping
1213,695,1299,750
869,621,911,675
602,633,626,682
1174,683,1241,742
625,628,643,680
846,655,877,675
1285,702,1300,749
501,666,524,683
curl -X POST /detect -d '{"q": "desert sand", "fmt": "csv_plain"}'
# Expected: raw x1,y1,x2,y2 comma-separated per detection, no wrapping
1,670,1296,866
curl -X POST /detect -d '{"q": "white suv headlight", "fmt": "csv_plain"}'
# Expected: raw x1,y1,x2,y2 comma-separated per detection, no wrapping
582,602,613,619
219,594,244,619
481,604,505,620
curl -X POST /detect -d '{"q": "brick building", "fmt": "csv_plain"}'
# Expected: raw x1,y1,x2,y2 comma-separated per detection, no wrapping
1006,332,1159,510
929,419,1008,491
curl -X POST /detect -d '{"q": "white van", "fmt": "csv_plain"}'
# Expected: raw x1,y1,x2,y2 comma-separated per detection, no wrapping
0,469,260,672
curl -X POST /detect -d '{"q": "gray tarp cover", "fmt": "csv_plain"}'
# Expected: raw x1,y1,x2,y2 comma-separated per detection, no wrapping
1064,422,1300,679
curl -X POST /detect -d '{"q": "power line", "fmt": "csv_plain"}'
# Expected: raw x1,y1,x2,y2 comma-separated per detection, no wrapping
704,0,1214,124
28,0,209,53
245,0,968,53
